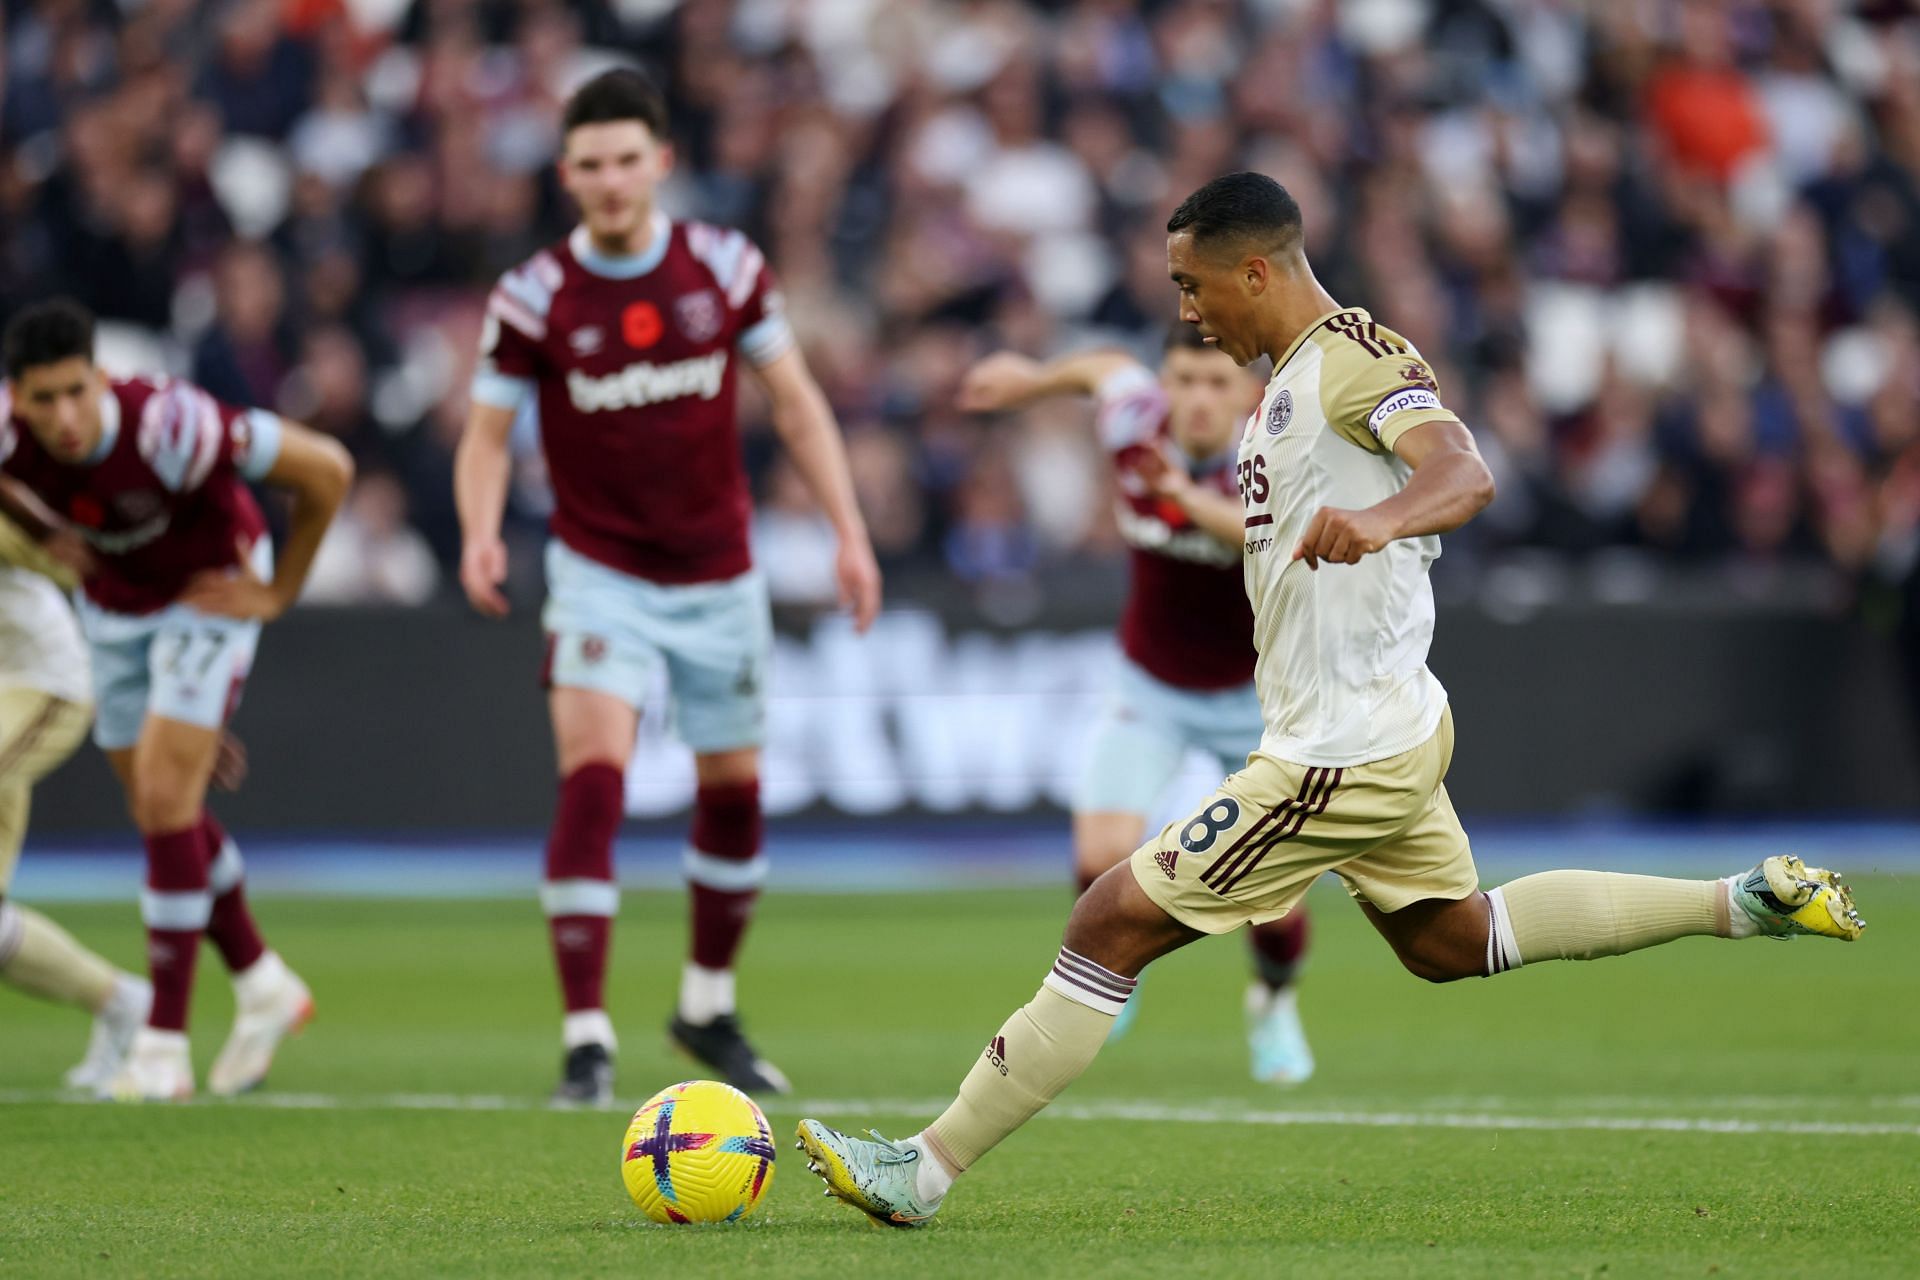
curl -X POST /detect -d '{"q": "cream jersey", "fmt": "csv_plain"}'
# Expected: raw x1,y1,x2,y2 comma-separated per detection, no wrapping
1236,308,1459,767
0,553,89,704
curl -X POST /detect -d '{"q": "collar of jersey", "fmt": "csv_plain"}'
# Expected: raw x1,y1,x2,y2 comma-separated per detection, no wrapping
1268,306,1361,385
82,388,120,465
569,212,671,279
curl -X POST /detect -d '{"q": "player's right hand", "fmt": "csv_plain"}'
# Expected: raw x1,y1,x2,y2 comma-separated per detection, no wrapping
957,353,1042,413
460,537,511,618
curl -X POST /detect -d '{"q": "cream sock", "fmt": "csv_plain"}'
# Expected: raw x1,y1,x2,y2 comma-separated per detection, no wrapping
920,948,1130,1175
0,902,119,1012
1486,871,1729,972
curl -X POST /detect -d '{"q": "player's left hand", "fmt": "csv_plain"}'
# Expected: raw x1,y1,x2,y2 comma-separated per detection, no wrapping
213,732,249,792
181,541,288,620
1292,505,1398,570
836,535,882,634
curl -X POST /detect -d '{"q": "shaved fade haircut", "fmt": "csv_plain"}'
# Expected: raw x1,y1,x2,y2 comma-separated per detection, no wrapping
1166,172,1303,260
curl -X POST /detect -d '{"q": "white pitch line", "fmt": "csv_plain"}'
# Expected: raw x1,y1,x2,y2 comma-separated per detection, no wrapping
2,1089,1915,1137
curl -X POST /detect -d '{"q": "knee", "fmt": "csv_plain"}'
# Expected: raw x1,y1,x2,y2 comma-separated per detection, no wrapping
129,776,198,834
1063,868,1129,941
1062,863,1194,972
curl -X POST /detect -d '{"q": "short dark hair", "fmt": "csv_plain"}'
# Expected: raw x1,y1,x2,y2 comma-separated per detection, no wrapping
562,68,669,139
4,298,94,380
1166,172,1303,257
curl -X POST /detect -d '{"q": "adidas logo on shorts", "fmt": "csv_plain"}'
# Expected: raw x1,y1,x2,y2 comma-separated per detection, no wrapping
1154,849,1179,880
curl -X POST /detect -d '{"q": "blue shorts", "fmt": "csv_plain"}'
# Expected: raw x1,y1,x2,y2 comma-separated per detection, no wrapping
542,540,771,754
1075,656,1263,816
76,540,270,751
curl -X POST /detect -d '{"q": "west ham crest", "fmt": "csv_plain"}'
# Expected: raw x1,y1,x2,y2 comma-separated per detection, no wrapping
675,290,723,343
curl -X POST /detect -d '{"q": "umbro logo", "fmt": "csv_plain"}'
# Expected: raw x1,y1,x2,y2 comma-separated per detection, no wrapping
568,326,605,355
1154,849,1179,880
984,1034,1009,1076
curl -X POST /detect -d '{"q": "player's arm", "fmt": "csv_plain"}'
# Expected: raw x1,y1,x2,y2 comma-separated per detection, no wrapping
750,346,882,632
0,474,94,578
452,399,520,618
956,350,1140,413
1135,445,1245,551
182,421,354,617
1292,421,1495,570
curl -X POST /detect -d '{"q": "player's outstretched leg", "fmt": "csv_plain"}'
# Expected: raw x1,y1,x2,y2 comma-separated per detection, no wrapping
0,756,150,1089
543,761,624,1107
797,864,1200,1227
0,899,149,1089
1481,858,1863,974
669,765,789,1095
1244,909,1313,1085
203,812,314,1096
1370,858,1863,983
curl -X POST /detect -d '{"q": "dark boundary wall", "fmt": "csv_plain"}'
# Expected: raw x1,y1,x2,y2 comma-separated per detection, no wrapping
31,603,1919,833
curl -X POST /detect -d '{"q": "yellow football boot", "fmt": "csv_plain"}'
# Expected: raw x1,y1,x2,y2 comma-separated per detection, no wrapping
1729,855,1864,941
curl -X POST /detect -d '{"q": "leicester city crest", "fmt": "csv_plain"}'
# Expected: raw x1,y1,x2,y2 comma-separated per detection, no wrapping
1265,388,1294,435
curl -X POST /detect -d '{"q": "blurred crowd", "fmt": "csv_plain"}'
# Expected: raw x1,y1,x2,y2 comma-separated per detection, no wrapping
4,0,1920,613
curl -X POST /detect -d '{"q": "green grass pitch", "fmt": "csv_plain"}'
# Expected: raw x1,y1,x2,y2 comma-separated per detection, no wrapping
4,876,1916,1278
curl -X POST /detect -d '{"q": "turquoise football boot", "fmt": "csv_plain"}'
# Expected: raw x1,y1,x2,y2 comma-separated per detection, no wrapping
795,1120,944,1228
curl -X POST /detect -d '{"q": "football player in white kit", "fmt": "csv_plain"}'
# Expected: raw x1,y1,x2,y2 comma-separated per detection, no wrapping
0,515,149,1090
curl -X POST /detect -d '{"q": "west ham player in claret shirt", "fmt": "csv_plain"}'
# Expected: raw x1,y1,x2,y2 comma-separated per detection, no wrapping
454,70,881,1105
0,298,353,1101
957,324,1316,1084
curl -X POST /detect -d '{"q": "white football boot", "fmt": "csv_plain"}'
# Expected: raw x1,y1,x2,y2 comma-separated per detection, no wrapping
64,974,151,1093
208,952,314,1096
107,1028,195,1101
1246,983,1315,1085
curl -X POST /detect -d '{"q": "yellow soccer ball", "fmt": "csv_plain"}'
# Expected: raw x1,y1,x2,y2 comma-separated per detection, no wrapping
620,1080,776,1224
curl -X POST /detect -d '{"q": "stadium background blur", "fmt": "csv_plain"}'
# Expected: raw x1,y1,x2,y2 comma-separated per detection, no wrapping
4,0,1918,830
